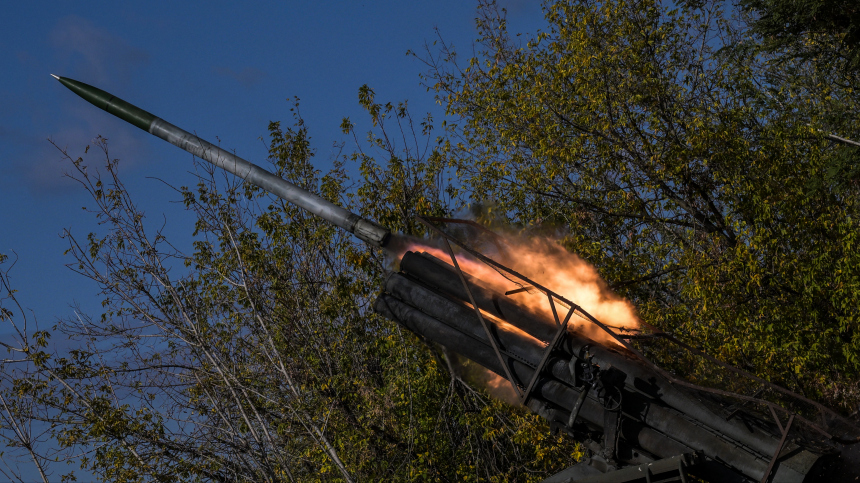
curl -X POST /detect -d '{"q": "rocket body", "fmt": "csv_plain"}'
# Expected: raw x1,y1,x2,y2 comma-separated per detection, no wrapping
53,76,390,247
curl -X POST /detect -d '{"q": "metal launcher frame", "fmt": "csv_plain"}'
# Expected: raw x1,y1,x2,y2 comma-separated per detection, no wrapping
375,217,860,483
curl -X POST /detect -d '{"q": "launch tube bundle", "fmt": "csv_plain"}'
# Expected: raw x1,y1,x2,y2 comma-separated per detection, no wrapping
54,75,860,482
377,250,825,482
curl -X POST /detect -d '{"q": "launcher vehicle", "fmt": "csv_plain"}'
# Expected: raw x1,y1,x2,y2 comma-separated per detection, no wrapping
55,75,860,482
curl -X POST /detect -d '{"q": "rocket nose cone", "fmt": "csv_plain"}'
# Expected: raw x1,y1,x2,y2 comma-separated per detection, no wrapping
50,74,60,80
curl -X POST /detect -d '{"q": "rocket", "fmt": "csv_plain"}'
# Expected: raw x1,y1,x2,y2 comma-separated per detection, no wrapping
51,75,390,248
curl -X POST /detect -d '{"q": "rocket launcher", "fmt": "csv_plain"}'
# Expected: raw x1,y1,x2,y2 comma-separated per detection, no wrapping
55,76,860,482
380,248,839,482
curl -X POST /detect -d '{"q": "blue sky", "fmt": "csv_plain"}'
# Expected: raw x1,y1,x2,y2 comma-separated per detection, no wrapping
1,1,545,337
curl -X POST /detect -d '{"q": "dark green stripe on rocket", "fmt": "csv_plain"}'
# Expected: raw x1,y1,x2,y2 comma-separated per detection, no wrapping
52,75,156,132
51,74,390,247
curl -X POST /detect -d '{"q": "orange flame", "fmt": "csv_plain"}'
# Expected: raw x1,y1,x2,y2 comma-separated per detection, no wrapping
396,236,639,347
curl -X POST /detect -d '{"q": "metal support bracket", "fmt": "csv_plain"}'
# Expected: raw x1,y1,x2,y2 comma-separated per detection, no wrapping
520,298,577,404
760,409,795,483
603,407,621,464
439,235,524,397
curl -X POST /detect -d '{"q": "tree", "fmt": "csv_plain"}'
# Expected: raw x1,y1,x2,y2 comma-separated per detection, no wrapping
740,0,860,77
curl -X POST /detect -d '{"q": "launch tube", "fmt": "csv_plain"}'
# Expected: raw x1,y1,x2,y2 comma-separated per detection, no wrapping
400,251,559,341
384,272,547,366
52,75,390,247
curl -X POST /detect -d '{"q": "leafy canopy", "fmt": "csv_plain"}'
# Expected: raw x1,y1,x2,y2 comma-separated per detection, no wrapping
424,0,860,407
